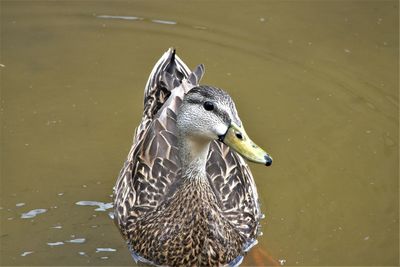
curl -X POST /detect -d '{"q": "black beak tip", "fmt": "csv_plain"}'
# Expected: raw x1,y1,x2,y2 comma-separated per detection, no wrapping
264,155,273,166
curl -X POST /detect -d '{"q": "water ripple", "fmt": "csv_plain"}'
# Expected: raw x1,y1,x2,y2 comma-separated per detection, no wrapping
151,19,177,25
47,241,64,246
97,15,142,21
96,248,117,252
21,251,33,257
66,238,86,244
21,209,47,219
97,14,177,25
75,201,112,211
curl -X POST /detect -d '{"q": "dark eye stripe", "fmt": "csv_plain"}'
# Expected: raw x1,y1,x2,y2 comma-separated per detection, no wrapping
212,106,231,125
186,98,202,105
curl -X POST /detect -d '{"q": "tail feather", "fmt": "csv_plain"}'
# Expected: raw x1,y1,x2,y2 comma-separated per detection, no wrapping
143,48,190,117
188,64,205,86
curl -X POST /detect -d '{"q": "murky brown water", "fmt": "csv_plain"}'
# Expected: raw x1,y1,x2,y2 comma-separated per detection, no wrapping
1,1,398,266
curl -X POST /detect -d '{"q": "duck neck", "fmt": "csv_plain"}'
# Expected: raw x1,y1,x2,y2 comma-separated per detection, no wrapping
178,135,210,180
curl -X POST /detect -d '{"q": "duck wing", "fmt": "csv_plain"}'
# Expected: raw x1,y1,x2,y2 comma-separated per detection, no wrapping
207,141,263,241
113,49,204,235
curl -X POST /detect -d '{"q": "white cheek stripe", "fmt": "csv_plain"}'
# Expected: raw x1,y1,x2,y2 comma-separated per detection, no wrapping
214,124,228,136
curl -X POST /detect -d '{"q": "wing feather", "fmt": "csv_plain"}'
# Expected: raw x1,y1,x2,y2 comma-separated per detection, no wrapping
114,49,195,231
207,141,262,240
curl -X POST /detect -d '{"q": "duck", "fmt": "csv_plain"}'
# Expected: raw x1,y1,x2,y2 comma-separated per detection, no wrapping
113,48,272,266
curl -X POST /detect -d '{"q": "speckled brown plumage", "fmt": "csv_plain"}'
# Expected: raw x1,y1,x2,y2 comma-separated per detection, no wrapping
113,49,263,266
128,177,246,266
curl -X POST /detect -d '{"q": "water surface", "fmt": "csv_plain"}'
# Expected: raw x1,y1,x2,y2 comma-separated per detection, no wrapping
1,1,398,266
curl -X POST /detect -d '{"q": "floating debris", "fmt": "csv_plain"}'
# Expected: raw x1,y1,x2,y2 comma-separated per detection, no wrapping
97,15,142,20
151,19,177,25
101,256,109,260
66,238,86,244
96,248,117,253
78,251,86,256
21,209,47,219
57,192,64,196
16,203,26,207
76,201,113,211
51,225,62,229
278,259,286,265
21,251,33,257
47,241,64,246
108,211,114,220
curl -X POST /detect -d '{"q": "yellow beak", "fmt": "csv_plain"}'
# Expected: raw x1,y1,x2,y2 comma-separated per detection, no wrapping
219,122,272,166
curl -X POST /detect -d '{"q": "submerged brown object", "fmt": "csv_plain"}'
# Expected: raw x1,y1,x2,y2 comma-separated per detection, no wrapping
113,48,272,266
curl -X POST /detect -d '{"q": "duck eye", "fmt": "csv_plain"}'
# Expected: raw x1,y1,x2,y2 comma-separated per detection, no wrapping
203,101,214,111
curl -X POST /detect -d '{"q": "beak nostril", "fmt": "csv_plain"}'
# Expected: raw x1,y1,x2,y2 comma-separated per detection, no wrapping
235,132,243,140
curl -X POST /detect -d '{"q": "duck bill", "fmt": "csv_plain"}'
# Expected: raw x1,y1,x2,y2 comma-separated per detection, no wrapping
219,122,272,166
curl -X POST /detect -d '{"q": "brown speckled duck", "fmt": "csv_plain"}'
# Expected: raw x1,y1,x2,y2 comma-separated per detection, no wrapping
113,48,272,266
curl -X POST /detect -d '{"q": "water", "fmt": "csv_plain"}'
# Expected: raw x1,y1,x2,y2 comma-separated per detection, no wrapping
75,200,113,212
1,1,398,266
